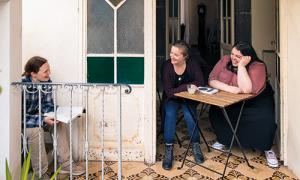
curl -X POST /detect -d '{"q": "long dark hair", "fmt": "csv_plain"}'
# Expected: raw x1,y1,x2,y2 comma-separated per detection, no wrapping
226,42,264,73
22,56,48,77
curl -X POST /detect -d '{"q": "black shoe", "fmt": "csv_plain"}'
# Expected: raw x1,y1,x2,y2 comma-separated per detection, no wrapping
162,144,174,170
192,142,204,164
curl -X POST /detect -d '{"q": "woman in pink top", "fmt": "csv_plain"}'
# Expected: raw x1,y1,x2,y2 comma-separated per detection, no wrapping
208,42,278,168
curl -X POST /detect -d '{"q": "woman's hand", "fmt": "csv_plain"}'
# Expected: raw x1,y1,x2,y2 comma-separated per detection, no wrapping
238,56,251,67
44,116,59,126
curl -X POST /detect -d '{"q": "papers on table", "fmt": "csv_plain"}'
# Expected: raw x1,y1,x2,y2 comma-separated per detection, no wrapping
44,106,83,123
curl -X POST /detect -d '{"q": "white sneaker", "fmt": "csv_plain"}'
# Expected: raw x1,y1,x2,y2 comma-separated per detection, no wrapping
212,141,226,151
265,149,279,168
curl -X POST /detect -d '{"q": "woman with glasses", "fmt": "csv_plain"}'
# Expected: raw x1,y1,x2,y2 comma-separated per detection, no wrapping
208,42,279,168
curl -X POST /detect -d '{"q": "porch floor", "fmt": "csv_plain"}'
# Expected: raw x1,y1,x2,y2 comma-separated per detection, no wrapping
60,112,297,179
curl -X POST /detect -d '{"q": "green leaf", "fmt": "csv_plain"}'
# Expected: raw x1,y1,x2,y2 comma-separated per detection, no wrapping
5,159,12,180
31,172,35,180
21,151,31,180
5,148,60,180
50,165,61,180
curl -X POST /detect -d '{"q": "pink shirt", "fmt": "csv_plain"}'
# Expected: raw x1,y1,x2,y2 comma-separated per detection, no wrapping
209,55,266,95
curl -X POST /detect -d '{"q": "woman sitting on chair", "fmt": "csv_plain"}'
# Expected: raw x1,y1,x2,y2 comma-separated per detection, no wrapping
161,40,205,170
208,42,279,168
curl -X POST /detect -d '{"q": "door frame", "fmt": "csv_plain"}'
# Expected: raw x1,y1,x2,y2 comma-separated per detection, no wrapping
278,0,288,164
81,0,157,163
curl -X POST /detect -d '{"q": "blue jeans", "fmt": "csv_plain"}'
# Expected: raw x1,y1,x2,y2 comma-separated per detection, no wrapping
164,99,200,144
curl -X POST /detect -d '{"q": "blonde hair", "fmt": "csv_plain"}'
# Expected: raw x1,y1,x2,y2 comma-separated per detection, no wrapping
172,40,190,60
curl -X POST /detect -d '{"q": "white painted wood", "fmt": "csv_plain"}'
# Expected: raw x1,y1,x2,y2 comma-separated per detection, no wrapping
144,0,156,164
280,1,300,177
86,54,144,57
0,0,22,179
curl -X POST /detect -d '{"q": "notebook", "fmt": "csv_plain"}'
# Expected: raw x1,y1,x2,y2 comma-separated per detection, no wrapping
198,86,219,95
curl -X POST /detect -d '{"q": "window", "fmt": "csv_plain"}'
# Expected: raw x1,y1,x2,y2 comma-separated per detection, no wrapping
87,0,144,84
221,0,233,45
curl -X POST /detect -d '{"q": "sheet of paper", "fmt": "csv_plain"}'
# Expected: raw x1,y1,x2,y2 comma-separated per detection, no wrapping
44,106,83,123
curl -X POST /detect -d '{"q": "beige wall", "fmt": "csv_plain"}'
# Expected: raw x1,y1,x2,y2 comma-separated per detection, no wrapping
281,0,300,177
252,0,276,58
252,0,276,88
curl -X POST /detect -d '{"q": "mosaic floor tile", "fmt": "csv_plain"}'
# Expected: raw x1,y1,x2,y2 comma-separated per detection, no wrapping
171,168,214,180
72,112,298,179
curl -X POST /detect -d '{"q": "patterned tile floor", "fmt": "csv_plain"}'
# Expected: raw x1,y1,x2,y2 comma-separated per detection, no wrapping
58,112,298,180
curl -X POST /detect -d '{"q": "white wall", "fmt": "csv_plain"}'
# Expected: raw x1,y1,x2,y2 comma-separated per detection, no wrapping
0,0,22,178
22,0,83,83
284,0,300,177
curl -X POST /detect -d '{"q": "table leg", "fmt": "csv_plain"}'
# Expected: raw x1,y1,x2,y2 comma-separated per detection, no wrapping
185,101,211,152
177,118,198,169
221,101,254,177
177,100,211,170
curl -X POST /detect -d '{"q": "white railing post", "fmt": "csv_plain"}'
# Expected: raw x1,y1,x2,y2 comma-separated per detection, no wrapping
118,85,122,180
84,87,89,180
37,85,42,178
69,85,73,179
53,86,58,180
22,86,28,160
101,87,105,180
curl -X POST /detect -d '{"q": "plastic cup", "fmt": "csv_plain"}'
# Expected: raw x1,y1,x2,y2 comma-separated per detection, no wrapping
187,84,196,94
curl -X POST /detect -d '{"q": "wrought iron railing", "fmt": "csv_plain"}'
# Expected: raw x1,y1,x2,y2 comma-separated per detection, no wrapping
11,82,132,180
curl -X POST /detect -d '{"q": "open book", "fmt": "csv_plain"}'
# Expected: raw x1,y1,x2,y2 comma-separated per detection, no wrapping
44,106,83,124
198,86,219,95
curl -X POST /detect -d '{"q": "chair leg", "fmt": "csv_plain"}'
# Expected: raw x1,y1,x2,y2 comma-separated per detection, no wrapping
199,128,211,152
175,132,182,148
175,114,184,148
